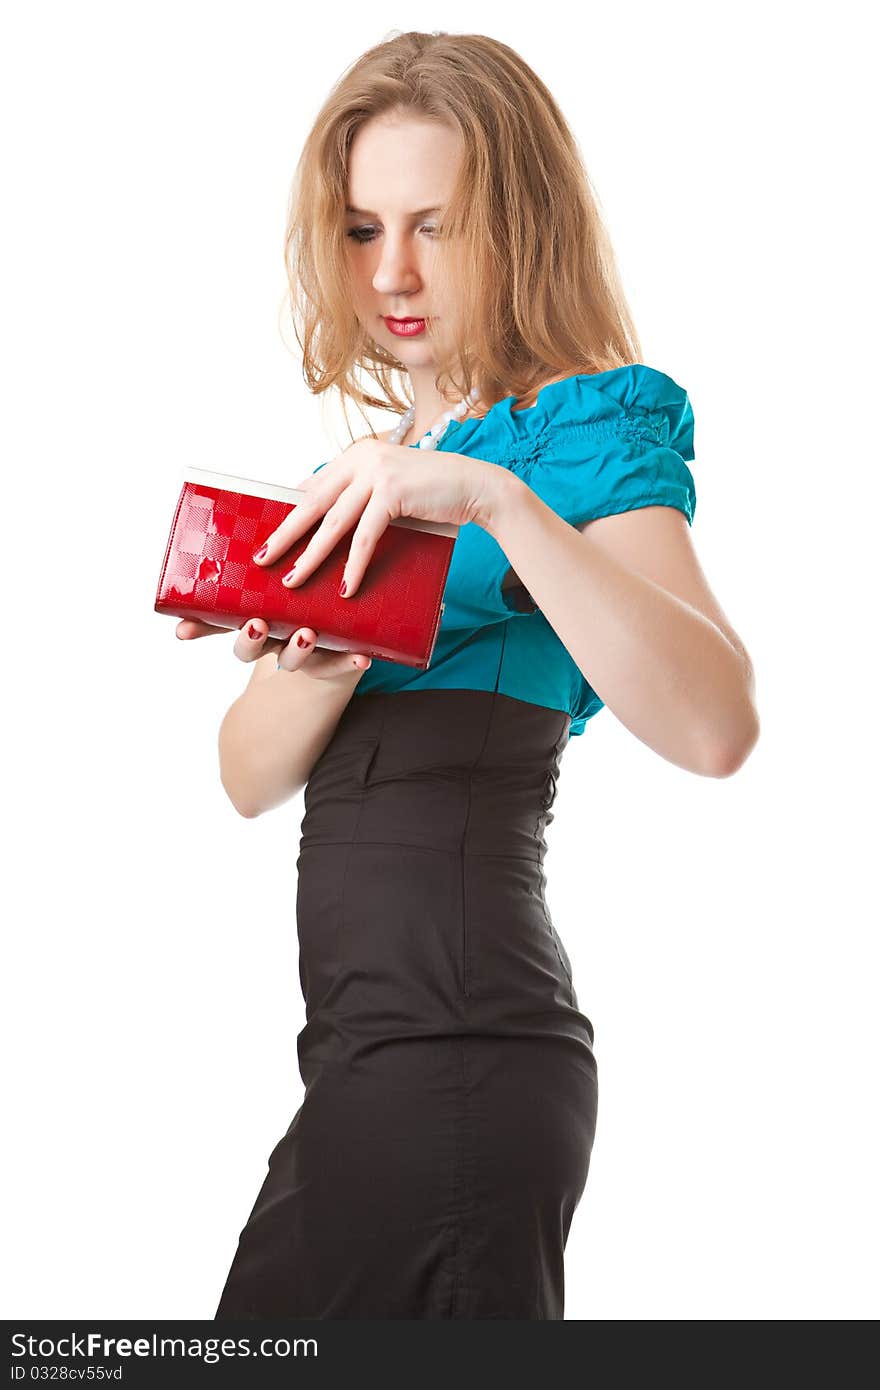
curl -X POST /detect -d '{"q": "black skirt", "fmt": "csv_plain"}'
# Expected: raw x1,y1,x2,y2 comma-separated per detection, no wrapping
214,688,598,1320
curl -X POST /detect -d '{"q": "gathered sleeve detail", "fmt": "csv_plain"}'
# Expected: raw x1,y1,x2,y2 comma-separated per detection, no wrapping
507,372,696,531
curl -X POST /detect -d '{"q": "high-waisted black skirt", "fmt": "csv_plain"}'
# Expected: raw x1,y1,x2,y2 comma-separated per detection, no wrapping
214,688,598,1320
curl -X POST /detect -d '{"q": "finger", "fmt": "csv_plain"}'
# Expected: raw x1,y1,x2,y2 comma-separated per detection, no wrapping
232,618,272,663
251,503,321,567
284,646,373,679
280,485,372,590
251,485,330,568
176,618,226,640
276,628,318,672
334,493,392,600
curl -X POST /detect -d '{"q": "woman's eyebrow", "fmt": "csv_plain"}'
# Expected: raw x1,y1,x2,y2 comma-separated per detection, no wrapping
344,204,442,217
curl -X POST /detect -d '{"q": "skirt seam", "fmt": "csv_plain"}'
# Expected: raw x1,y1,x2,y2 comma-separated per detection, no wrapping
459,693,506,999
301,840,545,862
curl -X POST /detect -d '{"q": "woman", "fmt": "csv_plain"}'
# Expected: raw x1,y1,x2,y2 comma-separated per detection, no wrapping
178,31,759,1319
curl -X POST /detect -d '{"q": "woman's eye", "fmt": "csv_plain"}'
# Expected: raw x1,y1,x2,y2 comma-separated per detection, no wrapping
345,225,438,244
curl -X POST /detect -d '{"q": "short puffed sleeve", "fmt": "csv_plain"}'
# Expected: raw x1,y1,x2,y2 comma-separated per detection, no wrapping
440,364,697,628
518,368,696,529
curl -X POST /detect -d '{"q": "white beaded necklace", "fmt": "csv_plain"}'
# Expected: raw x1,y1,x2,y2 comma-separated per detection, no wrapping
387,386,483,450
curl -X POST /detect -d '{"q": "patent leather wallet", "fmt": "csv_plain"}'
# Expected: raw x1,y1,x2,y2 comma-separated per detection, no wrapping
154,467,459,669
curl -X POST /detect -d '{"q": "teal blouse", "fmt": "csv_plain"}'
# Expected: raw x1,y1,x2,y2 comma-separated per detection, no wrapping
312,363,697,737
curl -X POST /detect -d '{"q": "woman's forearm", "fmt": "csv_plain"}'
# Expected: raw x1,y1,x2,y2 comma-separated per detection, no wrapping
219,665,366,818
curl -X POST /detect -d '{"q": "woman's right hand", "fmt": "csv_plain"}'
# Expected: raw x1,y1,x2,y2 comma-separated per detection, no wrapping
175,618,372,680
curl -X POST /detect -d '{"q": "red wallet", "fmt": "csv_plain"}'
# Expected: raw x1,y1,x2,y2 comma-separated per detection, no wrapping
154,467,459,669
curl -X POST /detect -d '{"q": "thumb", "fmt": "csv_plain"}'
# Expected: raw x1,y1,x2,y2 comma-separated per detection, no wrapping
176,619,226,640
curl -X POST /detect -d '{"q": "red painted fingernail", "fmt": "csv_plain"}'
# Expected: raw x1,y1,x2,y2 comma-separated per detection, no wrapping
253,543,268,562
296,634,309,648
339,579,347,597
247,624,261,641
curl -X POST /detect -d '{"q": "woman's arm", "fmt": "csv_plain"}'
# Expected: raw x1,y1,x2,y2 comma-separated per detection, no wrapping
475,468,759,778
218,652,367,818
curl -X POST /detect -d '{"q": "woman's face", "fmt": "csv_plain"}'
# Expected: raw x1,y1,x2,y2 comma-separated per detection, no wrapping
343,112,463,366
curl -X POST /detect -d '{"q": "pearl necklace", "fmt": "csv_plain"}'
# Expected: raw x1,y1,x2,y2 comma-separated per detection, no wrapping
387,387,482,450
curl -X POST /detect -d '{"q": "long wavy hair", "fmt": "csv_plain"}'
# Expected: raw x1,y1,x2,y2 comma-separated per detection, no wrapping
282,29,643,443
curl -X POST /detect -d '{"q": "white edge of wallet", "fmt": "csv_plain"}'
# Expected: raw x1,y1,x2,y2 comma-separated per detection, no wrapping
182,466,460,540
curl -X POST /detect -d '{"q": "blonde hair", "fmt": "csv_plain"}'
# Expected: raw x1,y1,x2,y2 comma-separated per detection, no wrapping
282,29,643,441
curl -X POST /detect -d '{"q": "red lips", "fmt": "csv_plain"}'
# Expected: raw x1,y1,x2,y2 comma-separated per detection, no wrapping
384,316,427,337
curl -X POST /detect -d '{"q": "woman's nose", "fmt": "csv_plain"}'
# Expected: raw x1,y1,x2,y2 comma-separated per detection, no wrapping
371,236,423,292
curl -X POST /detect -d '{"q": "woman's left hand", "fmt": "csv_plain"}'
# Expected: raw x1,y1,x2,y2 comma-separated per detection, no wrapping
252,438,499,598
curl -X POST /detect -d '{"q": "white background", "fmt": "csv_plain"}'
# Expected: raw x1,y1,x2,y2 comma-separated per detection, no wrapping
3,0,877,1321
